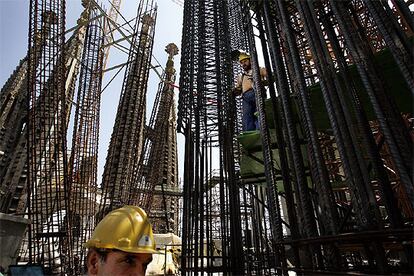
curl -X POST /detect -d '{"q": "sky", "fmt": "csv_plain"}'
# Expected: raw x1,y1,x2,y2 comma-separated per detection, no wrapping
0,0,184,185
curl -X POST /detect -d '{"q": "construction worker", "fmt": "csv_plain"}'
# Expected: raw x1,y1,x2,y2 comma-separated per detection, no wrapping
233,52,267,131
85,206,157,276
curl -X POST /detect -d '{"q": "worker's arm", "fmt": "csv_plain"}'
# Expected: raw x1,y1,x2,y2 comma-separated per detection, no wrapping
232,74,243,96
260,67,269,86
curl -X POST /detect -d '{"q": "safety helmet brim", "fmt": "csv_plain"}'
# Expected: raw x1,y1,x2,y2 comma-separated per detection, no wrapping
84,241,162,254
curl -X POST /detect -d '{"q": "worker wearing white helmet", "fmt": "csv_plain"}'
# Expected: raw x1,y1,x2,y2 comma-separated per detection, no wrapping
85,206,157,276
233,52,267,131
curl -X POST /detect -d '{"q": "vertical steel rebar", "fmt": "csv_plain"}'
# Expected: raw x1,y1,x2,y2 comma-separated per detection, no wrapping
26,0,72,272
99,0,157,215
240,1,286,274
67,4,104,273
330,0,414,210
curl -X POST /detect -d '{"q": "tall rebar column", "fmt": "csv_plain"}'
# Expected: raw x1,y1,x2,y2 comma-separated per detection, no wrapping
228,2,289,274
129,43,180,233
67,4,104,274
178,0,247,273
240,1,288,274
99,0,157,215
234,0,413,274
0,11,55,213
329,0,414,209
26,0,71,273
0,6,89,217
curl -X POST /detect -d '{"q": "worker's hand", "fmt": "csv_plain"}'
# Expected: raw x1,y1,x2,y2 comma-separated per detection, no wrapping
262,74,276,86
232,87,242,96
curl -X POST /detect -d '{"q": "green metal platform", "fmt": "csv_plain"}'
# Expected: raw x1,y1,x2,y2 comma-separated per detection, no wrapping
238,45,412,188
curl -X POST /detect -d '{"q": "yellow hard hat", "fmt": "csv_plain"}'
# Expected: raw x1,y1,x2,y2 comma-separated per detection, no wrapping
85,206,158,254
239,52,250,62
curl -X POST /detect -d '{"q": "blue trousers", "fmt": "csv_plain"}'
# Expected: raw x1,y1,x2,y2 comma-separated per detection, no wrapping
242,90,259,131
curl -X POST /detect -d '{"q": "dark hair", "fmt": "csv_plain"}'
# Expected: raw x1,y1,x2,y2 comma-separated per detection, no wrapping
87,248,110,262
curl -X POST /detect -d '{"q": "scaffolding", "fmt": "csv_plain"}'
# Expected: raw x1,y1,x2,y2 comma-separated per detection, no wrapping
0,0,412,274
178,0,413,274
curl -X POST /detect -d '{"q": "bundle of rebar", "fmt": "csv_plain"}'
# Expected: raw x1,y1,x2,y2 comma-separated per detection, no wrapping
179,0,413,274
99,0,157,215
177,0,248,273
67,3,104,273
129,43,180,233
25,0,70,273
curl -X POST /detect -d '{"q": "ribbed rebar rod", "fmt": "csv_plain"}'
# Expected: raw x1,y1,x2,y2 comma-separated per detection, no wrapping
26,0,72,272
99,0,156,214
260,3,301,268
319,7,404,230
240,1,286,274
363,0,414,93
390,0,414,34
330,0,414,210
67,4,104,273
273,0,340,238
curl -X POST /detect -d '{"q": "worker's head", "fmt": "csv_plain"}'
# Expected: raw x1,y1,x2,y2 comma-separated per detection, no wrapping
85,206,157,276
239,52,251,71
